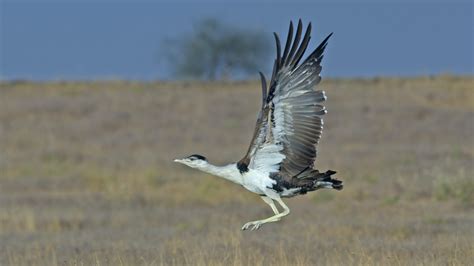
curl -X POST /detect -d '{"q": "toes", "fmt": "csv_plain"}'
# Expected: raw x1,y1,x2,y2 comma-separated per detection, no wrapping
242,221,263,231
241,222,252,231
251,222,262,230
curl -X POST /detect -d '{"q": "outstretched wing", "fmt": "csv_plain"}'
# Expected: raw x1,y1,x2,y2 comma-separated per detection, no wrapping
237,72,269,172
239,19,332,177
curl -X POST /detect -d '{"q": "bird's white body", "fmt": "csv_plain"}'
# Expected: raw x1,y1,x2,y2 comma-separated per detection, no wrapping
243,168,302,198
242,168,277,196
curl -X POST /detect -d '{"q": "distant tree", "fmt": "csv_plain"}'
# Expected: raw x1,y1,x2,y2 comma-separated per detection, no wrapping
162,18,271,80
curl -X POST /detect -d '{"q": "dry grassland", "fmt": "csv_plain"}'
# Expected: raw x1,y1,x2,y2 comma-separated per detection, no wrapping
0,76,473,265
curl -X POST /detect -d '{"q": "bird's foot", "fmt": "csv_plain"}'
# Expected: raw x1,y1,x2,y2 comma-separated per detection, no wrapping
241,220,264,231
241,217,280,231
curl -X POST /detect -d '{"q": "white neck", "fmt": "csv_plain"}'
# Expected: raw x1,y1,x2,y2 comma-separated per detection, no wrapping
195,162,242,185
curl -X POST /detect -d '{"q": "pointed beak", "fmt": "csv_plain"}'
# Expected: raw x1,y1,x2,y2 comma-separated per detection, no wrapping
174,159,183,163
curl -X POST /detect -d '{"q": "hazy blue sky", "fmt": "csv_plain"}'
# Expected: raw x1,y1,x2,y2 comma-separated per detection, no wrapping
1,1,472,80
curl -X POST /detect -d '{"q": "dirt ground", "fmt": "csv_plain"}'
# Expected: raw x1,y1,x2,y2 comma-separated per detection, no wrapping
0,76,473,265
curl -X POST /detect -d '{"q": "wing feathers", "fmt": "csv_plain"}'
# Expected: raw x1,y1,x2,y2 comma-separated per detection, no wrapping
285,20,303,67
242,20,332,178
291,23,312,68
273,33,282,71
281,21,294,64
302,32,333,65
258,72,267,108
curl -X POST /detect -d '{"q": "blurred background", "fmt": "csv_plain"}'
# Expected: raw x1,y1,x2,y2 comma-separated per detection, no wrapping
1,1,473,265
2,1,473,80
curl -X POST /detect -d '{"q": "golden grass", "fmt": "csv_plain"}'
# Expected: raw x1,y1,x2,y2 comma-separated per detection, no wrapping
1,76,473,265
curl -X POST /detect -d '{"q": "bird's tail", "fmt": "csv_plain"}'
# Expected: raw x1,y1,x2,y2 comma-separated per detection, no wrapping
295,168,343,192
312,170,343,191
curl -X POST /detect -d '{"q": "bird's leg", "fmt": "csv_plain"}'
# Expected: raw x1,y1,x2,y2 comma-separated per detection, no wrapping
242,197,279,231
262,196,280,215
241,197,290,231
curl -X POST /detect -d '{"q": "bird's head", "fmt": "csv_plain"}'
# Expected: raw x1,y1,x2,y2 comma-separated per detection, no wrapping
174,154,208,169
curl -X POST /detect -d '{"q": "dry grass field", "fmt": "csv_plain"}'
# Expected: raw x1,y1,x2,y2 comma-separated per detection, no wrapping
0,76,473,265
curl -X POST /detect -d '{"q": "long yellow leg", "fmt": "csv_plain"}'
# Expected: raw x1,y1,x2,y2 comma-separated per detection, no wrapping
241,197,290,230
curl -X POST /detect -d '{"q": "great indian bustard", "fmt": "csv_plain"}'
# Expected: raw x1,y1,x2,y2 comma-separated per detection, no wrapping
174,20,343,230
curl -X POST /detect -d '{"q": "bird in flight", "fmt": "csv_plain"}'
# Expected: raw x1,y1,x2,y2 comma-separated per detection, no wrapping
174,20,342,230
